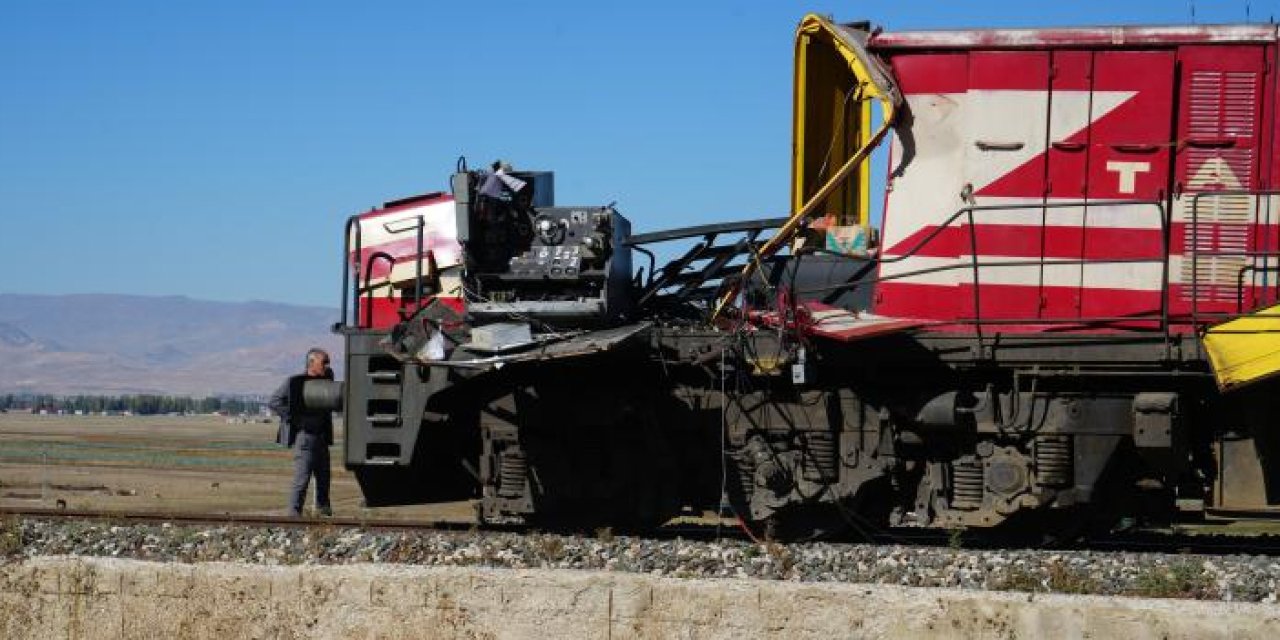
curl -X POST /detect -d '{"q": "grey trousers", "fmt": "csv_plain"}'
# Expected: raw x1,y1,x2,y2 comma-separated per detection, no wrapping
290,431,330,515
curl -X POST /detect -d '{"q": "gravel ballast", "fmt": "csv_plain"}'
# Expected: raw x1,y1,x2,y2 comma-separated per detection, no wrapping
4,517,1279,603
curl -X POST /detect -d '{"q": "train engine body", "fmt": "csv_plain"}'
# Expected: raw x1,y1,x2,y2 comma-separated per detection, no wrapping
332,16,1280,537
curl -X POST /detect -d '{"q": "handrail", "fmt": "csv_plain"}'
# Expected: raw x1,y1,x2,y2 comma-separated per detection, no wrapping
800,199,1164,276
1189,190,1280,328
626,217,787,245
876,199,1163,268
629,218,785,310
414,215,425,314
336,215,361,331
362,251,395,328
338,212,433,331
795,199,1170,350
1236,262,1280,313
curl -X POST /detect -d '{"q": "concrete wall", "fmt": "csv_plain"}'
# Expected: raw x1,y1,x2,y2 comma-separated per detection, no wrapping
2,556,1279,639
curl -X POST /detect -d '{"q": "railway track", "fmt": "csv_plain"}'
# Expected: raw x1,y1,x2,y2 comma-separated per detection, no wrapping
1082,531,1280,556
7,505,1280,556
0,506,493,534
0,506,742,542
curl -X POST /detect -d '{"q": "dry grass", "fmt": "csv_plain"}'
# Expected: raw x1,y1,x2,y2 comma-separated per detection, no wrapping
0,413,473,522
0,514,22,556
1129,561,1215,599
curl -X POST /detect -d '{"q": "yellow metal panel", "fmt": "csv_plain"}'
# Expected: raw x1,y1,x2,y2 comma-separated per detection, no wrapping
858,91,872,222
713,14,901,320
791,14,897,225
1202,303,1280,391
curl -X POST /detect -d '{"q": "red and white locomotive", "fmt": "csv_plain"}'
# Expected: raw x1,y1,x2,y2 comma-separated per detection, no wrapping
329,16,1280,536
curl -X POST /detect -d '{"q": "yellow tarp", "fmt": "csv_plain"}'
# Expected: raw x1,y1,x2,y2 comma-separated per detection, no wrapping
1202,303,1280,391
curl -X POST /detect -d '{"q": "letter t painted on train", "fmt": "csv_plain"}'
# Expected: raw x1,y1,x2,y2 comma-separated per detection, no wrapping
1106,161,1152,195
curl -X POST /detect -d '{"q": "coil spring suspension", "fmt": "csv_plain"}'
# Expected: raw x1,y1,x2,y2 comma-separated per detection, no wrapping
950,457,984,509
1035,435,1073,487
497,449,527,498
726,446,754,500
801,431,839,482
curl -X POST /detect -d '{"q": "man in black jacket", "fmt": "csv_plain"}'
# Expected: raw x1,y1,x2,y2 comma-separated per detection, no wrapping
268,348,334,517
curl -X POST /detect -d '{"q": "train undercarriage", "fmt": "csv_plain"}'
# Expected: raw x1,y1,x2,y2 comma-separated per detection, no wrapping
338,308,1280,540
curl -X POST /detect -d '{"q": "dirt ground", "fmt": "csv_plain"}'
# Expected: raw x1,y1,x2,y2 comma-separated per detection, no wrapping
0,412,473,521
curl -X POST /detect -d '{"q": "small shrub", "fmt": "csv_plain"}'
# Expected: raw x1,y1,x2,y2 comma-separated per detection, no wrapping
0,515,23,556
992,566,1044,593
1131,561,1214,599
304,525,337,559
764,541,795,574
536,535,565,563
1046,560,1100,594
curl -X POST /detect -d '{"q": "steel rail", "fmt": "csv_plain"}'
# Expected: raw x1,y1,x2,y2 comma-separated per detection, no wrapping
0,506,489,533
0,506,740,542
7,507,1280,555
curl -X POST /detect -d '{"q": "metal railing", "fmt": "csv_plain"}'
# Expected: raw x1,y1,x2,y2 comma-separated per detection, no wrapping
797,199,1171,354
361,251,395,328
627,217,788,309
336,213,429,331
1189,190,1280,328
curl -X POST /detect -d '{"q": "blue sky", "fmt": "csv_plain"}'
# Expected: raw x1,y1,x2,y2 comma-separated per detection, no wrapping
0,1,1272,306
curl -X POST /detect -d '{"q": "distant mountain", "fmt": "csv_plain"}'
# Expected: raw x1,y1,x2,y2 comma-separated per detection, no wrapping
0,294,344,396
0,321,34,347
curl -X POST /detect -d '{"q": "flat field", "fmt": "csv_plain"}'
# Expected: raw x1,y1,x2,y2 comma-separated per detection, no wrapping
0,412,472,521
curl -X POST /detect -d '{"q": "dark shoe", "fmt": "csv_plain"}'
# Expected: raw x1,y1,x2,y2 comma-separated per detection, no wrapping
318,506,333,517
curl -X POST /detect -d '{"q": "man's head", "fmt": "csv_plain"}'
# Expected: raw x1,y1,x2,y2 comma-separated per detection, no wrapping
305,348,330,377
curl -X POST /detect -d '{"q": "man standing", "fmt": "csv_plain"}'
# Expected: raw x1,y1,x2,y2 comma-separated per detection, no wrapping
268,348,334,517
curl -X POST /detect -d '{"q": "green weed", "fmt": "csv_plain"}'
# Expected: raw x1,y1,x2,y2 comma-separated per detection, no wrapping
1130,561,1214,599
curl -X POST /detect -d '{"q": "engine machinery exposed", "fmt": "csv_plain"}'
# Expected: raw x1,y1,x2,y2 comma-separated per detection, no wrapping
324,15,1280,538
452,162,632,325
